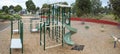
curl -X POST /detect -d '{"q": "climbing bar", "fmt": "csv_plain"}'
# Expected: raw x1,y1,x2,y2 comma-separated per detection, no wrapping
45,44,62,49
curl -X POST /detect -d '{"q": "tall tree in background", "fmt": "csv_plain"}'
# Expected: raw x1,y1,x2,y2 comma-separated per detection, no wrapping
42,3,49,8
14,5,22,13
91,0,102,15
41,3,49,13
2,6,9,13
9,5,14,10
75,0,91,17
71,3,76,16
35,7,40,12
109,0,120,20
25,0,36,13
60,2,68,5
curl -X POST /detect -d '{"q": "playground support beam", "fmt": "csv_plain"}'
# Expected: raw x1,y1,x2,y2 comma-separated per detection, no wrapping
20,21,24,53
52,4,55,40
11,20,13,39
68,8,71,25
62,7,65,47
10,20,24,54
44,22,46,50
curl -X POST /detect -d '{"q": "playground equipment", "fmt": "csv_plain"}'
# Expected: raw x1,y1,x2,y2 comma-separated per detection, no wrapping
10,20,23,54
111,35,120,48
12,21,20,34
30,18,40,32
63,24,77,45
39,3,77,50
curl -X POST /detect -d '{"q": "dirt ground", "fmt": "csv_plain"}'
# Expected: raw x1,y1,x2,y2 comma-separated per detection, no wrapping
0,21,10,32
0,17,120,54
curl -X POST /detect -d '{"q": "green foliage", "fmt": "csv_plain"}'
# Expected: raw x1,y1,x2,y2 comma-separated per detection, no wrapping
41,3,50,13
36,7,40,11
14,5,22,12
25,0,36,13
13,14,21,20
71,3,76,16
60,2,68,5
91,0,102,15
9,5,14,10
42,3,49,8
110,0,120,21
2,6,9,13
85,26,89,29
0,13,21,20
75,0,91,17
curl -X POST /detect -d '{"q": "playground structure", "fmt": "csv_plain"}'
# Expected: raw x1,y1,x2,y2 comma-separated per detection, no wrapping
12,21,20,34
10,20,23,54
38,3,77,50
30,18,40,32
111,34,120,48
9,3,77,54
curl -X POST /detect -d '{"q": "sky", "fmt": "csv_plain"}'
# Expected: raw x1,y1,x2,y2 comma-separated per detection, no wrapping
0,0,109,9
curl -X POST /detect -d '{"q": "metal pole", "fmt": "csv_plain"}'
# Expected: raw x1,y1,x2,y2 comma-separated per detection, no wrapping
52,4,54,39
11,20,13,39
30,19,32,32
58,7,60,38
18,20,20,33
69,8,71,26
21,21,24,53
40,22,42,45
44,22,46,50
48,6,51,37
62,7,65,46
10,20,13,54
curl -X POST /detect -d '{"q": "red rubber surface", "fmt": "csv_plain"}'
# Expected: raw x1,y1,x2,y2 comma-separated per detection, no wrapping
40,16,119,26
71,17,119,26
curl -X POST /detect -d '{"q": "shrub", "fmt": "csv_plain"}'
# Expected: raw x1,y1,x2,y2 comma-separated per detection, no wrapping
85,26,89,29
0,13,21,20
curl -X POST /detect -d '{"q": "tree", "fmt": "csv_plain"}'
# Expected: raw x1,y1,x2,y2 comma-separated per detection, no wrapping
36,7,40,11
25,0,36,13
9,5,14,10
60,2,68,5
2,6,9,13
75,0,91,17
91,0,102,15
109,0,120,20
14,5,22,13
41,3,49,13
42,3,49,8
71,3,76,16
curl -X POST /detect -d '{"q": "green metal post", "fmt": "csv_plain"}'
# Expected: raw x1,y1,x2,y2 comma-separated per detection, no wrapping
63,8,65,37
58,7,60,38
18,20,20,33
56,7,59,42
30,19,32,32
62,7,65,46
48,5,51,37
11,20,13,39
20,21,24,54
10,20,13,54
68,8,71,26
44,22,46,50
40,22,42,45
52,4,54,39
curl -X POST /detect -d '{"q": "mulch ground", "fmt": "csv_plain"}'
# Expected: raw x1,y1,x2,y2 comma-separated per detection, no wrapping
0,17,120,54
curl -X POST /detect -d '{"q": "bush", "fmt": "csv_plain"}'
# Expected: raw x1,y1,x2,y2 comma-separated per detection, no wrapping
0,13,21,20
85,26,89,29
